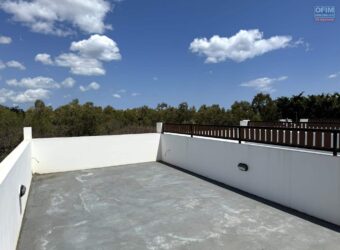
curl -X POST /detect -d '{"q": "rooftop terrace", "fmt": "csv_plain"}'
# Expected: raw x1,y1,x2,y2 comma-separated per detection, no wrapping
18,162,340,250
1,123,340,250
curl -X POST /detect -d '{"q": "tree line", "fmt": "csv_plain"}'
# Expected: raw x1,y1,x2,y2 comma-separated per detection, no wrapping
1,92,340,161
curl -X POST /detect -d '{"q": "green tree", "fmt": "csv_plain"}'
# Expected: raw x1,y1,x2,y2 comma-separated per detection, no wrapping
0,106,24,161
251,93,278,121
195,105,229,125
230,101,259,124
176,102,195,123
24,100,54,137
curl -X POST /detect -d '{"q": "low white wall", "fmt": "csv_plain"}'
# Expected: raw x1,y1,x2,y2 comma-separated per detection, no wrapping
160,134,340,226
32,133,161,174
0,141,32,250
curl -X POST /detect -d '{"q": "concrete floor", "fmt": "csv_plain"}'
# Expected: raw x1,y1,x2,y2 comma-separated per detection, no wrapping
18,162,340,250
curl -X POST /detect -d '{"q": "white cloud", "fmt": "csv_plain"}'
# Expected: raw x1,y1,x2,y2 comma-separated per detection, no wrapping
35,53,53,65
61,77,75,88
55,53,105,76
0,35,12,44
79,82,100,92
113,89,128,98
190,29,292,63
0,61,6,69
0,60,26,70
328,72,339,79
70,34,121,61
6,76,63,89
152,76,158,81
0,0,112,36
131,92,140,97
292,38,311,52
0,88,50,103
240,76,287,92
6,60,26,70
36,35,121,76
0,88,15,103
11,88,50,103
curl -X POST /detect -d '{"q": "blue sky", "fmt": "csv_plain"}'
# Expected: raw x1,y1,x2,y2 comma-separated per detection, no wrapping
0,0,339,109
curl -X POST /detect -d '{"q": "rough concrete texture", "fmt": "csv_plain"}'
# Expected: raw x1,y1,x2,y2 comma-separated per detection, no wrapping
18,162,340,250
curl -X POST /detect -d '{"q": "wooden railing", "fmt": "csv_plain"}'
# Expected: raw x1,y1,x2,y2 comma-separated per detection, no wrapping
248,121,340,130
309,119,340,123
162,123,340,156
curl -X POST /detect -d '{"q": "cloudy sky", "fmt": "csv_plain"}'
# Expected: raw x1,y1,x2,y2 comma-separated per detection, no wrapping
0,0,339,109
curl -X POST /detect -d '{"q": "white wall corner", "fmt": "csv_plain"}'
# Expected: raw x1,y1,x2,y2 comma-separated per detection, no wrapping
23,127,32,141
240,120,250,126
156,122,163,133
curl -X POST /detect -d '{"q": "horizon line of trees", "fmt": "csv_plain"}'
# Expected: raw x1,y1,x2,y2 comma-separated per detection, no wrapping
1,92,340,161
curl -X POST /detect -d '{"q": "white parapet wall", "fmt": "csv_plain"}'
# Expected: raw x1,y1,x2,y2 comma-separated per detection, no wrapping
2,125,340,250
0,130,160,249
32,133,161,174
0,140,32,250
159,133,340,226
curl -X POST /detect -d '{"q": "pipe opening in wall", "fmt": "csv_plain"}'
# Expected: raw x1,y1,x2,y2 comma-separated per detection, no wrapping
19,185,26,214
20,185,26,197
238,163,248,171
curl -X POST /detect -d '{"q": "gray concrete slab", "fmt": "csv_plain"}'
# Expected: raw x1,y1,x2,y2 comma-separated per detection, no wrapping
18,162,340,250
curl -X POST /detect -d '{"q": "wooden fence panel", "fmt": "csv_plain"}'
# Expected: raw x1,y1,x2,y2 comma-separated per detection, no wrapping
163,123,339,155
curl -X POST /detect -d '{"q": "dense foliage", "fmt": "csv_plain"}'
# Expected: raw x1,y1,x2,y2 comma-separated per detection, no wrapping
1,92,340,161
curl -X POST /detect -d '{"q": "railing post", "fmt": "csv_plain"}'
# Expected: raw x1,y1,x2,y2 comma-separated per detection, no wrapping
157,122,164,134
190,124,193,138
23,127,32,141
333,131,338,156
238,126,242,144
